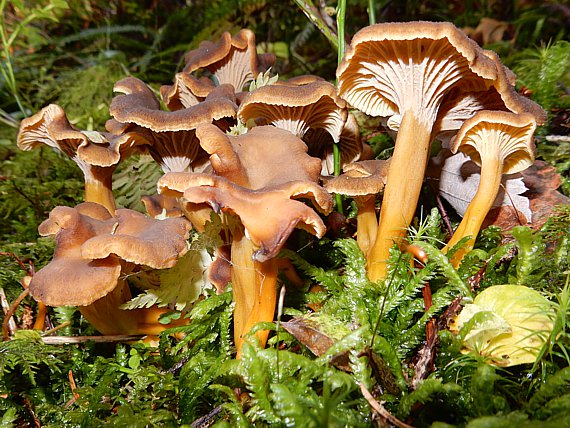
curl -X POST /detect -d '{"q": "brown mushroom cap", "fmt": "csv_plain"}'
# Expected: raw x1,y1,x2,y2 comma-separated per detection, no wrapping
18,104,137,169
450,110,537,174
183,29,275,93
336,21,498,127
325,159,390,196
110,77,238,132
160,74,216,111
81,209,191,270
17,105,139,212
238,80,348,143
159,173,331,262
29,203,121,306
195,124,323,189
110,77,237,173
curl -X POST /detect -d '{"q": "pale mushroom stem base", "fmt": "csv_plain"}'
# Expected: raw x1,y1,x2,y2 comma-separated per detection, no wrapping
367,111,432,281
443,158,503,267
231,229,278,358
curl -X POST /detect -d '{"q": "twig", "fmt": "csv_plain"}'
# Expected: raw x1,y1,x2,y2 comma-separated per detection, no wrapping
545,135,570,143
63,369,80,409
166,355,191,374
40,335,145,345
292,0,338,50
0,287,17,336
41,321,71,336
499,183,525,226
190,405,223,428
360,383,415,428
434,193,454,238
2,288,29,340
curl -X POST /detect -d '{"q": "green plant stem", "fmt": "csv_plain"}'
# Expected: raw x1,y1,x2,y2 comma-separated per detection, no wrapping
293,0,338,50
334,0,347,214
368,0,376,25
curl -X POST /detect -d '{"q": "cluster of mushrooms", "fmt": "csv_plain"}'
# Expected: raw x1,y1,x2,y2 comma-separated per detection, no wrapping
17,22,545,356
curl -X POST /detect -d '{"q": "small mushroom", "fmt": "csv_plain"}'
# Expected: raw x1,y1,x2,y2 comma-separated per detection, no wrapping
110,77,238,173
238,80,348,146
325,159,390,255
29,202,192,336
160,74,216,110
337,21,502,281
182,28,275,93
305,112,365,175
442,111,538,266
434,50,546,146
17,105,137,212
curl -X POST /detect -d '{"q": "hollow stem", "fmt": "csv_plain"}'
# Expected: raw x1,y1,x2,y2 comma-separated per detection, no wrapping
367,111,432,281
231,228,278,358
356,195,378,256
79,281,139,335
84,167,116,213
79,280,185,337
443,157,503,267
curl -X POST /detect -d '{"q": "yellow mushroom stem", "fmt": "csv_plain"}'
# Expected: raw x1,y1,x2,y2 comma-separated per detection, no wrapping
231,228,278,358
367,111,432,281
355,195,378,256
443,156,503,267
79,280,187,337
84,167,117,213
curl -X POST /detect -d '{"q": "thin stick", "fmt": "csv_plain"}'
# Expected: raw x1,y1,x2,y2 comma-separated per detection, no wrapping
292,0,338,50
434,193,454,238
2,288,29,340
0,287,17,335
41,321,71,336
359,383,414,428
40,335,145,345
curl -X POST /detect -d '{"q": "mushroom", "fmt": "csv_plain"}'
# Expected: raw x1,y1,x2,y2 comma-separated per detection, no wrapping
442,111,538,266
434,50,546,147
29,202,192,336
182,29,275,94
158,124,333,355
336,21,502,281
238,80,348,145
17,104,137,213
109,77,238,230
160,74,216,111
325,159,390,255
109,77,238,174
305,112,366,175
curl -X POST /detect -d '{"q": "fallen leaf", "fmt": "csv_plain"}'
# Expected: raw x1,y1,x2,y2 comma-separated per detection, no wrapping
428,151,532,224
450,284,555,366
463,18,510,46
521,160,570,228
281,314,352,371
